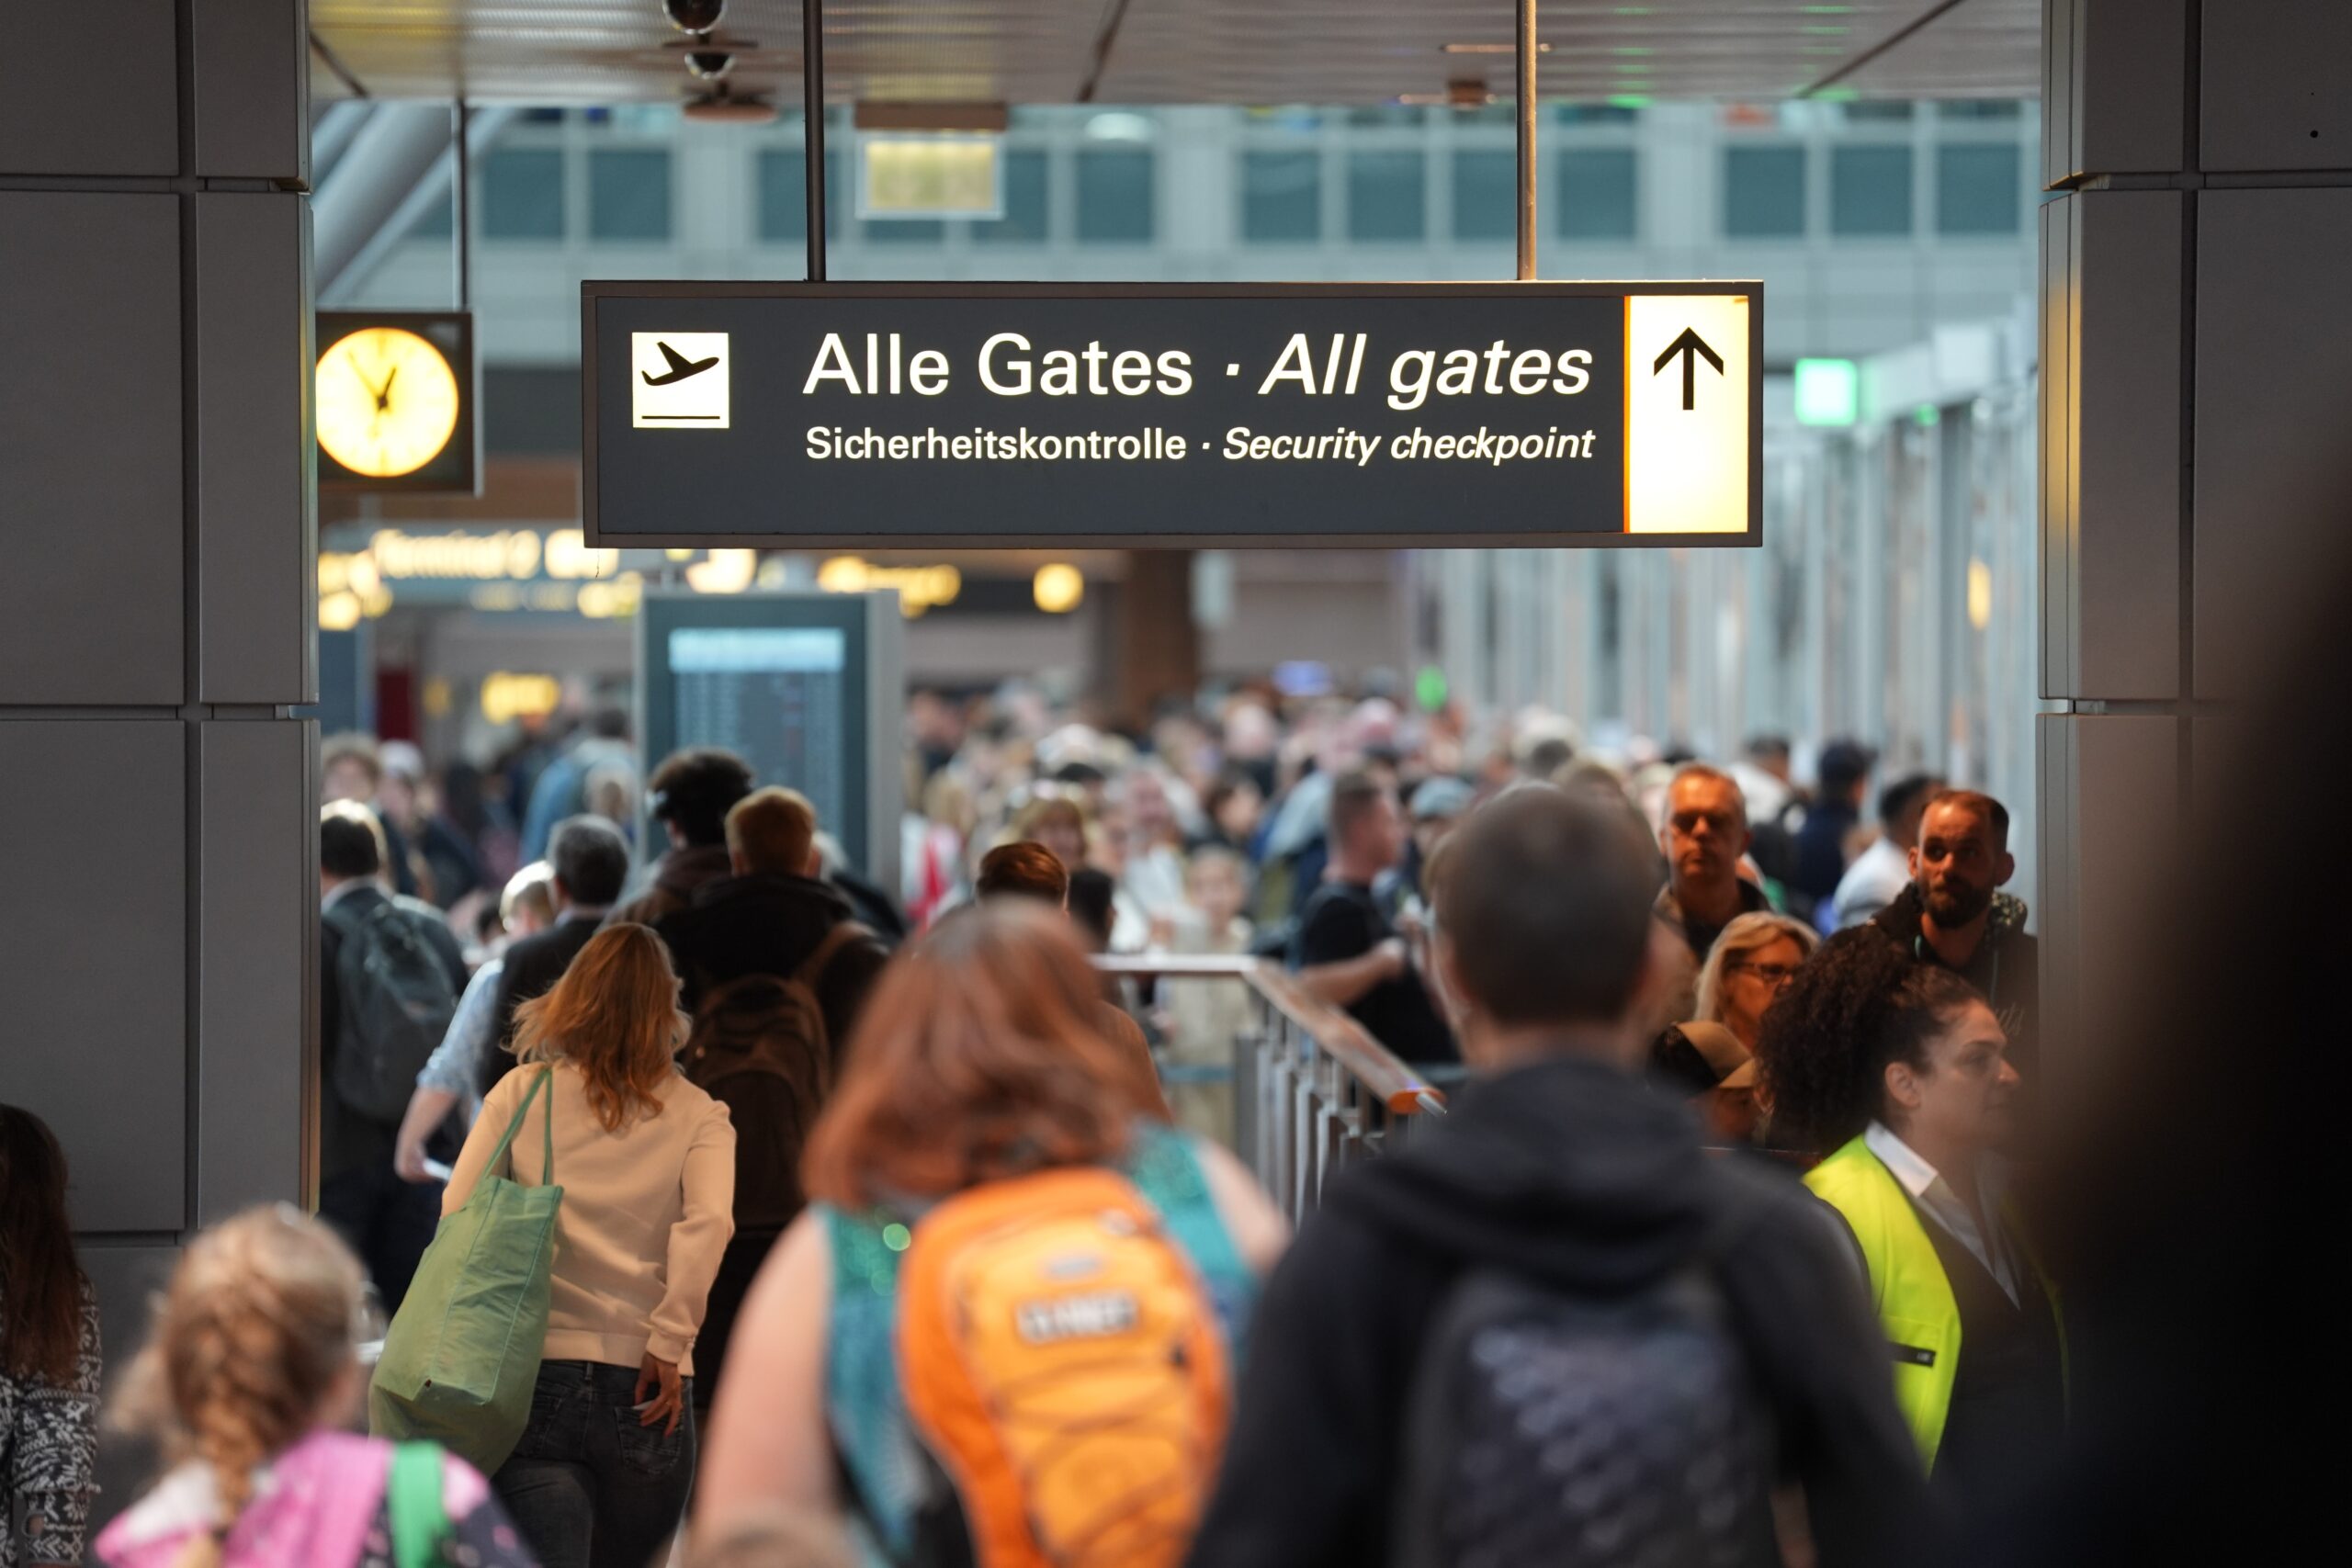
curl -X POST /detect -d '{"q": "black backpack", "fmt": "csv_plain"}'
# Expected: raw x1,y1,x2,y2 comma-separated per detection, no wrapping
1391,1251,1778,1568
325,896,461,1125
678,922,868,1234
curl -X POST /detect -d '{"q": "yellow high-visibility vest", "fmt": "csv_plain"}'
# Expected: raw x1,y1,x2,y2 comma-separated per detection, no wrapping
1804,1134,2064,1472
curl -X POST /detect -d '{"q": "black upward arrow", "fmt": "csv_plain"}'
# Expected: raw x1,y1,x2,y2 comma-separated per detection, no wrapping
1653,327,1725,412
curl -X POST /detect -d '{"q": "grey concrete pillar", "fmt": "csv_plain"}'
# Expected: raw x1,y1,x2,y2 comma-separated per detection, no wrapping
2039,0,2352,1078
0,0,316,1507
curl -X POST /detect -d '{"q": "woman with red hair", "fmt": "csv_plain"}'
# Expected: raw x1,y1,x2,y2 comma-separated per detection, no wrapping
693,903,1284,1564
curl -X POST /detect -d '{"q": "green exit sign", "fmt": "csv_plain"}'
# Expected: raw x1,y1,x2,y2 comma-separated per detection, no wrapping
1793,357,1860,426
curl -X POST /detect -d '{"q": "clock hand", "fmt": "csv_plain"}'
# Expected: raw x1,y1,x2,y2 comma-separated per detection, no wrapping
347,349,389,403
374,363,400,412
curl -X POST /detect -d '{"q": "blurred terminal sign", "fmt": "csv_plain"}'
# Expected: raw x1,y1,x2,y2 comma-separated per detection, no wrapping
581,281,1763,550
316,311,479,494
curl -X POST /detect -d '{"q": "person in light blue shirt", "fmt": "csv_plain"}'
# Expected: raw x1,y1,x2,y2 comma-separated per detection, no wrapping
392,862,556,1182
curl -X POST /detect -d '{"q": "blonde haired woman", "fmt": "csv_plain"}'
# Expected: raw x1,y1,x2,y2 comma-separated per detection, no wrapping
96,1206,535,1568
1652,911,1820,1144
445,923,736,1568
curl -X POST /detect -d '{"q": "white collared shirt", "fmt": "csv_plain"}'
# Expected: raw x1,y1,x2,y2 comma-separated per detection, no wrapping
1864,1121,2020,1306
321,876,380,914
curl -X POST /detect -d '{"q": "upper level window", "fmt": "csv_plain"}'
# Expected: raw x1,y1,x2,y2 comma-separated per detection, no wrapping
1452,151,1514,242
973,150,1050,243
754,149,843,241
482,147,565,240
1241,150,1323,242
1723,145,1805,238
1830,145,1913,236
1558,149,1638,241
1077,150,1154,242
1937,143,2022,235
588,149,672,242
1348,150,1426,242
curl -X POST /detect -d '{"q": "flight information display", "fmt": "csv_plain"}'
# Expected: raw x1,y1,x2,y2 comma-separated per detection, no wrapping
636,592,899,890
667,626,848,836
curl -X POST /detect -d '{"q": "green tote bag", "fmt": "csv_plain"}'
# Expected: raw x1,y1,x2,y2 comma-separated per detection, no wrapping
369,1067,564,1475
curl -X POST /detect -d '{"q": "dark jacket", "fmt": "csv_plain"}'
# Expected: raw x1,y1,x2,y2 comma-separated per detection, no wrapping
320,883,469,1181
1186,1055,1934,1568
654,873,889,1057
1871,886,2041,1080
608,844,733,931
481,913,605,1097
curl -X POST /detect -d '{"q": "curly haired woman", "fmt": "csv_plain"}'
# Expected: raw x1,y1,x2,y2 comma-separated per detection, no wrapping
1752,931,2063,1516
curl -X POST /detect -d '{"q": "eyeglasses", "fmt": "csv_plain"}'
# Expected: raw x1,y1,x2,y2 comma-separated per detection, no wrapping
1727,961,1801,987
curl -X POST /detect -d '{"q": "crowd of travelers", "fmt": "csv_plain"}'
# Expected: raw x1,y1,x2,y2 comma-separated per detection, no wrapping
8,670,2241,1568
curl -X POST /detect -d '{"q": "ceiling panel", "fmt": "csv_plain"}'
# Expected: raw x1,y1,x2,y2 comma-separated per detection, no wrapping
311,0,2041,107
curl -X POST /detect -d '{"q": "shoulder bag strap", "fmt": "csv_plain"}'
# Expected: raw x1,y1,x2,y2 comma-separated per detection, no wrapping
481,1066,555,1182
386,1441,448,1568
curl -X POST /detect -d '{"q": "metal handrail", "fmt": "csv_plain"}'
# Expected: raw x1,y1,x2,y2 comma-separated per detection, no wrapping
1095,953,1446,1224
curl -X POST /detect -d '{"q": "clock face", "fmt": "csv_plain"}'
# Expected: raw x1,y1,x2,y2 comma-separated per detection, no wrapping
316,326,462,478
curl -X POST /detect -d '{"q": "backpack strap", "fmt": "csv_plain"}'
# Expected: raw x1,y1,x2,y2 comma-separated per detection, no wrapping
386,1442,448,1568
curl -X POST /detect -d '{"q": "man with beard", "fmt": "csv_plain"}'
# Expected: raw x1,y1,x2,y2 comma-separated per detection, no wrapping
1871,789,2041,1082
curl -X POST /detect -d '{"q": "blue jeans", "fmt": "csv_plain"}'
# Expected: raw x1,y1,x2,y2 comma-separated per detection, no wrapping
493,1359,695,1568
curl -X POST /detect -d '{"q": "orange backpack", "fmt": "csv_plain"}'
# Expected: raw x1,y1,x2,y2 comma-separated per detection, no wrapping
896,1166,1232,1568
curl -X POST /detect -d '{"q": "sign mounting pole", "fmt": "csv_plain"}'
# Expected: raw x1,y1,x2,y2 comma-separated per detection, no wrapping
804,0,828,282
1517,0,1537,281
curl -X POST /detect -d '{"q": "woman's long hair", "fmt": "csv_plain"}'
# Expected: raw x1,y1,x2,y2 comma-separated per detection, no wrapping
111,1207,367,1568
510,922,690,1133
804,904,1155,1208
0,1104,85,1384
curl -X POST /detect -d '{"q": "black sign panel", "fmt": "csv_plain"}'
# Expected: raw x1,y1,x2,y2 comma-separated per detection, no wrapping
582,282,1760,548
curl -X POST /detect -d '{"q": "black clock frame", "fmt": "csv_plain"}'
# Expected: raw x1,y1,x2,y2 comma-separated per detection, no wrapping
315,310,481,495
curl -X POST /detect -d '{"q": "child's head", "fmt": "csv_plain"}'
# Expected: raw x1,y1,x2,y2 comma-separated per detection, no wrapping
115,1207,369,1559
1185,846,1250,931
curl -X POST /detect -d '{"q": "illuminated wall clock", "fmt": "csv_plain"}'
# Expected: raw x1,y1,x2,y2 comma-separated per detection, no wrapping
315,310,479,493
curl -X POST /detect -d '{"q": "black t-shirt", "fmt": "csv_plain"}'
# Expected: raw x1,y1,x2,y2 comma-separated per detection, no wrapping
1290,881,1458,1065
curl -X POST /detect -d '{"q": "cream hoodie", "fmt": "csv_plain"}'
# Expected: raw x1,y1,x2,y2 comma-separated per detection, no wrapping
445,1060,735,1374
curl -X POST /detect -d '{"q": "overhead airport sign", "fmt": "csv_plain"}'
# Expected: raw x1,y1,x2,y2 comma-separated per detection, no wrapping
582,282,1760,548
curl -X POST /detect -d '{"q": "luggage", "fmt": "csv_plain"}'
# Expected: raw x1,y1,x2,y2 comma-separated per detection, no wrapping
678,921,867,1233
369,1068,563,1476
325,896,460,1123
1390,1262,1778,1568
897,1166,1231,1568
